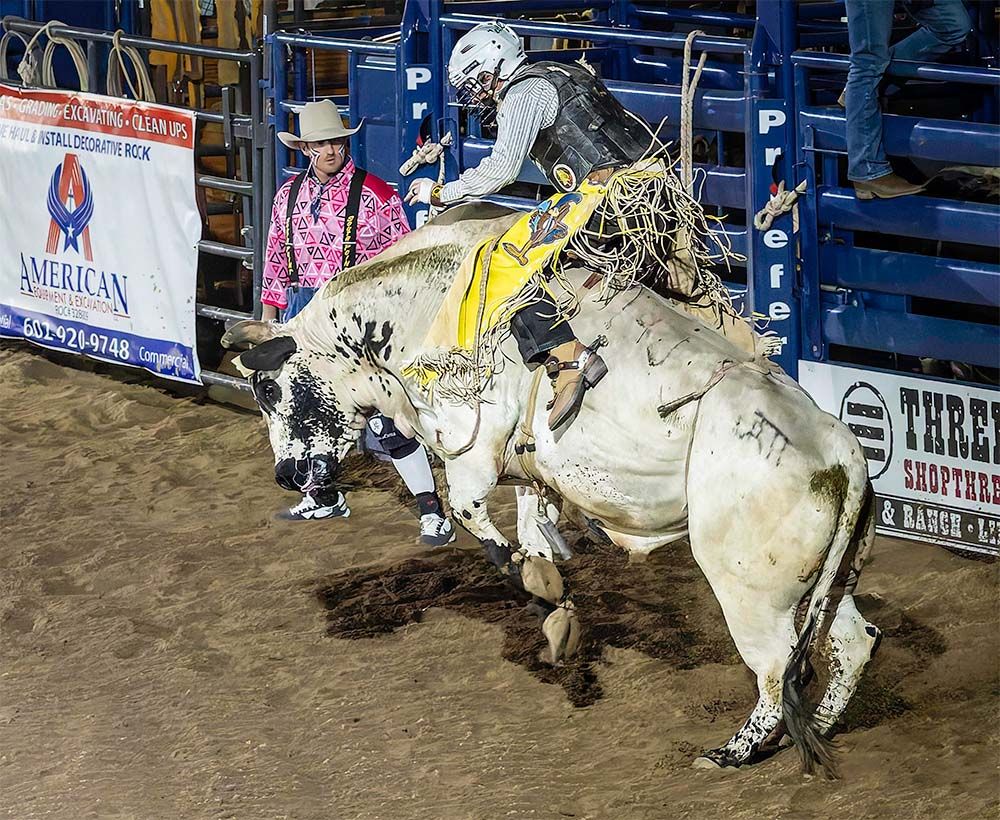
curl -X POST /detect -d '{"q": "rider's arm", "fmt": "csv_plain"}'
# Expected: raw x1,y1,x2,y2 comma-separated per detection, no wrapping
439,77,558,205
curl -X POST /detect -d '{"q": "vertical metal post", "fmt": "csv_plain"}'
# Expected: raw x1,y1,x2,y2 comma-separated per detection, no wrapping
745,13,802,378
427,0,442,136
398,0,437,226
348,49,363,166
262,0,278,38
250,44,265,319
293,0,307,103
221,85,237,180
271,35,289,186
793,63,823,363
86,38,99,91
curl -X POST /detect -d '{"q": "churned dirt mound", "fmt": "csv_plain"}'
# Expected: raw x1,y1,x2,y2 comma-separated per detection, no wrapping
1,343,998,820
314,537,740,708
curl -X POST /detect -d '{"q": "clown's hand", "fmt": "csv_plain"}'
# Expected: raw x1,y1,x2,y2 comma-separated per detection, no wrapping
405,178,436,206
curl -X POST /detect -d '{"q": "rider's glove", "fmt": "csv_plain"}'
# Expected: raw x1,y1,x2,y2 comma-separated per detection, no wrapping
405,178,443,206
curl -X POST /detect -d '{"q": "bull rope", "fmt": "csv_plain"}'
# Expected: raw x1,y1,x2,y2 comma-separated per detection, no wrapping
564,33,743,312
407,35,782,408
753,179,808,233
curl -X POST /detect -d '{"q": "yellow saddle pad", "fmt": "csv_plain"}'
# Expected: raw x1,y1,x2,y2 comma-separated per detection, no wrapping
426,184,605,353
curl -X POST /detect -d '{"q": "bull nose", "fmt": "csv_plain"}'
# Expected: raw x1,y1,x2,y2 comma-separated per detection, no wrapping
274,458,299,491
274,455,339,492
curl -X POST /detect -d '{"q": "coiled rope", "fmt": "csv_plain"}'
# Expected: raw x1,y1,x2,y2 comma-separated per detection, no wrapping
0,30,37,83
1,22,155,102
5,20,89,91
106,29,156,102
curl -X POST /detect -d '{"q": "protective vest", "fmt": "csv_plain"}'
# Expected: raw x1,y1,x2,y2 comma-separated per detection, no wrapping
500,61,651,192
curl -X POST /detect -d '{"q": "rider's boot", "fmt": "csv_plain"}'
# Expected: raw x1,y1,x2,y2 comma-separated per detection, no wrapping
545,340,609,431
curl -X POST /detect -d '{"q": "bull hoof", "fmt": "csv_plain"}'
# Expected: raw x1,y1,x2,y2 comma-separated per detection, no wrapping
541,603,580,664
523,598,554,620
483,539,514,571
516,552,564,604
693,748,742,770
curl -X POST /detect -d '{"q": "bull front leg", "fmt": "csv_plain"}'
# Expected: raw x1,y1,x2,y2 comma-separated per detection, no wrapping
445,457,580,664
515,485,572,561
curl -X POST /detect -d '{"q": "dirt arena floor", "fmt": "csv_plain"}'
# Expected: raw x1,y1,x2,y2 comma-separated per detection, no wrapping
1,344,997,820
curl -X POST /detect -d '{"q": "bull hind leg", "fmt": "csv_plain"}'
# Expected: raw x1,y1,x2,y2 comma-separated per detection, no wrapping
814,593,881,735
694,597,799,769
815,486,881,734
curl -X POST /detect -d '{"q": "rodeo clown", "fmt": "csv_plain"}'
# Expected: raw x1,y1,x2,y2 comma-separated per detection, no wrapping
406,21,726,429
264,100,454,546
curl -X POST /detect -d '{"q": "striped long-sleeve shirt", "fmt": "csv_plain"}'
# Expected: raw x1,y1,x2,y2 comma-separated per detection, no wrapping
439,74,559,204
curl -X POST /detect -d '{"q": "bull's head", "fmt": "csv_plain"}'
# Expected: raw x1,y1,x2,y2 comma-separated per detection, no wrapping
223,320,365,498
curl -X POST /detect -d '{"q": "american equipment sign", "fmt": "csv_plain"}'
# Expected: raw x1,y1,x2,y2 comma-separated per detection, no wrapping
799,361,999,556
0,84,202,383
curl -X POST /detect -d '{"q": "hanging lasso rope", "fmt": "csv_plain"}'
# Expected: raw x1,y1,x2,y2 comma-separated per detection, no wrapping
680,30,708,197
9,20,89,91
106,29,156,102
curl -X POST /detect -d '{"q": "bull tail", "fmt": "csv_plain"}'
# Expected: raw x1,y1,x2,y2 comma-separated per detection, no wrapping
782,464,874,779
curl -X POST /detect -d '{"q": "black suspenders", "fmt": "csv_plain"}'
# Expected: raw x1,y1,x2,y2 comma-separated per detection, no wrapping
341,167,367,270
283,167,369,290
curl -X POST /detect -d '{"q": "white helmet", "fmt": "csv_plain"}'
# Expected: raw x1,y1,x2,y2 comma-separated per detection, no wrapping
448,21,525,121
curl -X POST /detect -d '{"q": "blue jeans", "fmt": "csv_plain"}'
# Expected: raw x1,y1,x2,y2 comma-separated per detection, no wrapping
845,0,971,181
279,285,319,321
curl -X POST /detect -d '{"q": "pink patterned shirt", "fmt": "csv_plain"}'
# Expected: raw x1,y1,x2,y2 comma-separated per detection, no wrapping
261,158,410,309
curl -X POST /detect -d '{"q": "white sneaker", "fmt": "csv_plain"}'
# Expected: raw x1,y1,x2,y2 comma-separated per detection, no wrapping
420,513,456,547
277,492,351,521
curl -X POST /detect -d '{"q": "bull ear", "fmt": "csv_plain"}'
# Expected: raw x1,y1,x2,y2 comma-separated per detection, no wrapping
233,336,298,375
222,319,281,351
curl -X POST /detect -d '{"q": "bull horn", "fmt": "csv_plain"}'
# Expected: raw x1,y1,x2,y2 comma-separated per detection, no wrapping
221,319,280,350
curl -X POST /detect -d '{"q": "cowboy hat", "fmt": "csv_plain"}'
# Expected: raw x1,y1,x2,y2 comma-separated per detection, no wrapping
277,100,363,149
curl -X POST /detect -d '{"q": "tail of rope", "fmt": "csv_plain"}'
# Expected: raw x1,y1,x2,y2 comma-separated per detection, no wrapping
679,30,707,198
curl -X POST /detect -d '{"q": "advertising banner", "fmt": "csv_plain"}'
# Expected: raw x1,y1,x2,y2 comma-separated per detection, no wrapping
799,360,999,556
0,84,202,383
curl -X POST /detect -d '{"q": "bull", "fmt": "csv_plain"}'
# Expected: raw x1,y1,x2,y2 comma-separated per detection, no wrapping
223,205,880,776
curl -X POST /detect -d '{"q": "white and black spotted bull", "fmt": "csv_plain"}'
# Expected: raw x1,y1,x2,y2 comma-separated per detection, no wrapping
223,205,880,776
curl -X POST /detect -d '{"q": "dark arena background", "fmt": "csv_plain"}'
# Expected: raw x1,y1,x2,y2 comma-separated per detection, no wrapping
1,2,997,818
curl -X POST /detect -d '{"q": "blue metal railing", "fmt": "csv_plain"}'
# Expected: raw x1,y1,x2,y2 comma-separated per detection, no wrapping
792,51,1000,371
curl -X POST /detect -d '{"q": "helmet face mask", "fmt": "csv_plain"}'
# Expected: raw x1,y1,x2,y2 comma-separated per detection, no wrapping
448,21,525,127
454,70,501,127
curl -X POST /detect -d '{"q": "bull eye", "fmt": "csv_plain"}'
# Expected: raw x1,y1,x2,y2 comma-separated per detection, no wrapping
253,377,281,414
